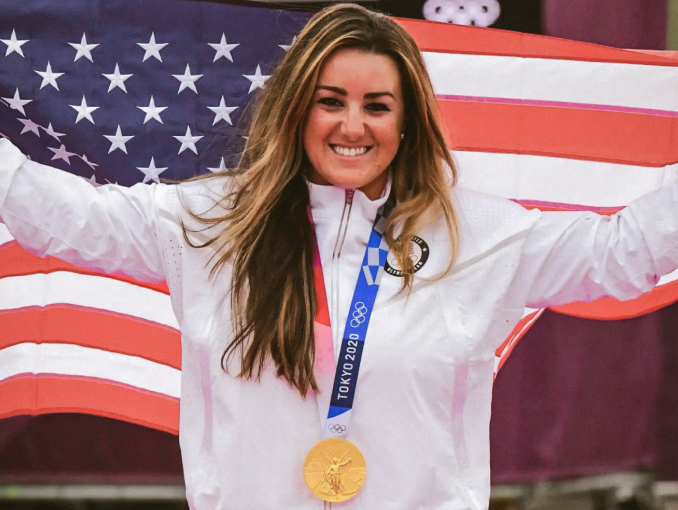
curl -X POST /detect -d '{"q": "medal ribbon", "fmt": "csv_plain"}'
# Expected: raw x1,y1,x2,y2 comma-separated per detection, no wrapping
310,192,395,440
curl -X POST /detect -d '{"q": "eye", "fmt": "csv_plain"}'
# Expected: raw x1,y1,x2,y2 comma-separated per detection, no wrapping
365,102,390,112
318,97,342,108
482,5,488,12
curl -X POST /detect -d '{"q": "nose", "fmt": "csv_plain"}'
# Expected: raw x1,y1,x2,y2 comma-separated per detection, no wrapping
341,105,364,140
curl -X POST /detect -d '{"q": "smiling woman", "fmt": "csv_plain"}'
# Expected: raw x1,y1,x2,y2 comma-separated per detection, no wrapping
304,48,405,199
181,1,460,404
3,2,678,509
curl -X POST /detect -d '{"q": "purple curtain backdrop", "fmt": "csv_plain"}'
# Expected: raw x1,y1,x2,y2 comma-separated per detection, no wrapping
3,302,678,484
491,309,661,483
543,0,668,49
0,414,183,483
654,304,678,481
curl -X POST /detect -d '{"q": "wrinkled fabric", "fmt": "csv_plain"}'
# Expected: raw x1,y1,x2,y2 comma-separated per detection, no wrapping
2,137,678,509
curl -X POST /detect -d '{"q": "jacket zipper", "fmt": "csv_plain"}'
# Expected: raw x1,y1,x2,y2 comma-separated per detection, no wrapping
330,188,355,355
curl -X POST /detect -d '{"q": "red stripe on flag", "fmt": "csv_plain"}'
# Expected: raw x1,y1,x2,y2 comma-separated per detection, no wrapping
438,95,678,119
314,265,331,327
397,18,678,66
440,100,678,166
551,279,678,320
0,375,179,434
495,309,545,374
0,243,170,294
515,200,623,215
0,306,181,369
629,50,678,61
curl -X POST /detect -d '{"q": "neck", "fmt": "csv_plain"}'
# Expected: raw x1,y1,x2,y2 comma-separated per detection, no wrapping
306,172,389,201
359,173,388,200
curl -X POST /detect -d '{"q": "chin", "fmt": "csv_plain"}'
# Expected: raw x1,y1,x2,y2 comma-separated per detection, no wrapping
309,167,387,198
334,178,366,189
321,173,366,189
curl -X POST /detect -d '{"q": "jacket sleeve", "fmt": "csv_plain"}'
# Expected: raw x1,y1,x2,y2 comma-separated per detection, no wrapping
516,176,678,308
0,138,168,283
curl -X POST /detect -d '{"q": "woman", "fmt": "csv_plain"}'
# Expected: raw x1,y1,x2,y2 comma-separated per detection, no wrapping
1,3,677,509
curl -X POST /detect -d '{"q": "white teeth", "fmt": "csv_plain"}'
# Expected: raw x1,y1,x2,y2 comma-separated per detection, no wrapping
332,145,368,157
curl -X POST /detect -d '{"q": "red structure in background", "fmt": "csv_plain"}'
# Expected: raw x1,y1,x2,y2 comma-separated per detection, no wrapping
543,0,668,50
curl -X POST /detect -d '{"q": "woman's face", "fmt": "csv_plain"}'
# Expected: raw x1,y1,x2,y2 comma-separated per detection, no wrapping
303,47,405,200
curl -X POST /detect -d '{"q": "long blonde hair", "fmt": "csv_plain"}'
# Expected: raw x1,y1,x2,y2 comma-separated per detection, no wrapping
186,3,459,397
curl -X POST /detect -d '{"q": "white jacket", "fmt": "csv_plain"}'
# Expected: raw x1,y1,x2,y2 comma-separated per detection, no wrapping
2,137,678,509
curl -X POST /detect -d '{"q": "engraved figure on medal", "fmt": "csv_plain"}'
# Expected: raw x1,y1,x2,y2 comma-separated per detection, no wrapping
304,439,367,502
323,452,351,494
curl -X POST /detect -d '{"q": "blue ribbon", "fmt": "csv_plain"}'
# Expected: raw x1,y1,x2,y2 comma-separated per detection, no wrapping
327,192,395,420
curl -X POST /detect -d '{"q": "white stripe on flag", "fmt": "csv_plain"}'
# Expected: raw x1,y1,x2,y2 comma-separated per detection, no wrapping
0,342,181,398
658,268,678,286
424,52,678,112
0,272,178,329
455,151,678,206
521,307,540,319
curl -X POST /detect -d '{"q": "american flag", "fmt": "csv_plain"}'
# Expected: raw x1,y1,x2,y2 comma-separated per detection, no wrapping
1,0,677,435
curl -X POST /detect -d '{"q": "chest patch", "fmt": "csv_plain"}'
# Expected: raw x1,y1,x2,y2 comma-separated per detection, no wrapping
384,235,430,277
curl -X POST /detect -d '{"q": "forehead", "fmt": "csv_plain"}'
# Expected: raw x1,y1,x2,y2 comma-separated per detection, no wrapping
317,47,402,94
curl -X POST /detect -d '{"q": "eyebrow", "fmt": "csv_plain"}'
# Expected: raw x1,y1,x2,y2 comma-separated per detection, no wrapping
317,85,395,100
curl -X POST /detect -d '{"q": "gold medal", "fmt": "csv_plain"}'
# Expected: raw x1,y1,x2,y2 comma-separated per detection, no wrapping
303,438,366,502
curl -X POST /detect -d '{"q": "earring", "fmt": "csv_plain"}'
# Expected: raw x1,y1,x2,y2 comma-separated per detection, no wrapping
400,133,404,140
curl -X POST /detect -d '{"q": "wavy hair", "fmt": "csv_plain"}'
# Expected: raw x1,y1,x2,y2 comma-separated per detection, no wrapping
185,3,459,397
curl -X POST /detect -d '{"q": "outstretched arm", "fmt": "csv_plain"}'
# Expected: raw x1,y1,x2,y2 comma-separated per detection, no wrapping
0,138,168,283
517,176,678,308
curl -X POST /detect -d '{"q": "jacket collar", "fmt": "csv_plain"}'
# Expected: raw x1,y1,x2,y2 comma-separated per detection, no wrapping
307,173,392,221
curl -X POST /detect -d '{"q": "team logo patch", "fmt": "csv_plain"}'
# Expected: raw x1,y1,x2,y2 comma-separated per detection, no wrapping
384,236,429,277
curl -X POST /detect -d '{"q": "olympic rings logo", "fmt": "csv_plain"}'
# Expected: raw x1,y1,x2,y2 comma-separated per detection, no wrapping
350,302,368,328
328,424,347,434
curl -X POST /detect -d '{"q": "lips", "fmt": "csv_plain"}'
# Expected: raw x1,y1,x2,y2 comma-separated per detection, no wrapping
330,144,372,157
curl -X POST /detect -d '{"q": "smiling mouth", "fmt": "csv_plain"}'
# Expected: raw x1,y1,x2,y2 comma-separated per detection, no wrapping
330,145,372,157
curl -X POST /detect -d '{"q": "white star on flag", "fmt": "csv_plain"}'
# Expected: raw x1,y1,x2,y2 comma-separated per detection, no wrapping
138,33,168,62
1,29,29,57
279,36,296,51
82,174,99,186
68,33,99,62
137,157,168,183
208,34,239,62
102,63,132,93
137,96,167,124
207,157,227,173
243,64,270,93
172,64,203,94
35,62,64,90
173,126,204,155
44,122,65,141
2,88,32,115
81,154,99,170
69,96,99,124
207,96,238,125
48,144,77,164
103,125,134,154
18,118,40,136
